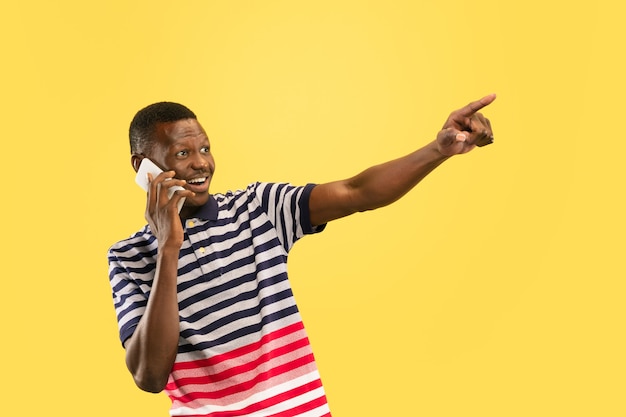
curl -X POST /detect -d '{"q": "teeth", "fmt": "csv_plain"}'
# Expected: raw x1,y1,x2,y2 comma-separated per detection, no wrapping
188,177,207,184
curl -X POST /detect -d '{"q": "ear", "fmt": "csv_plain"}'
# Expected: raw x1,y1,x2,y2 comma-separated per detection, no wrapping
131,154,144,173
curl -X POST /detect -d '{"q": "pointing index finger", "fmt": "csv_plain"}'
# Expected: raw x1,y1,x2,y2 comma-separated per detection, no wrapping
457,93,497,117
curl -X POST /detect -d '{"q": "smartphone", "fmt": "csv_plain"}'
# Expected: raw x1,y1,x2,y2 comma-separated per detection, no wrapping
135,158,186,213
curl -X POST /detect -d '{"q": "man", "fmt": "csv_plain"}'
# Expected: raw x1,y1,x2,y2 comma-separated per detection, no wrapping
108,94,495,416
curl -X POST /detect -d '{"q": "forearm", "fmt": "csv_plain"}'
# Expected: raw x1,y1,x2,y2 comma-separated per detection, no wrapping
347,140,449,211
310,141,450,226
124,246,181,393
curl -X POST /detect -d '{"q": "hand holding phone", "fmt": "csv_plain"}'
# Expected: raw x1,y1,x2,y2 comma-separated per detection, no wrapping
135,158,186,213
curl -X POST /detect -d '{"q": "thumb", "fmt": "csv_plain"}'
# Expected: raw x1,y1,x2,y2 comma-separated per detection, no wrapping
438,127,469,146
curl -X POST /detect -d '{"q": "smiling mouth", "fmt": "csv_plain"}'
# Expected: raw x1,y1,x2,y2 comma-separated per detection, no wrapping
184,176,210,192
187,177,207,185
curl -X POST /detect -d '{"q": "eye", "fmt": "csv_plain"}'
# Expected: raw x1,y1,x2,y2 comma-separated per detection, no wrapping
175,150,189,157
201,146,210,154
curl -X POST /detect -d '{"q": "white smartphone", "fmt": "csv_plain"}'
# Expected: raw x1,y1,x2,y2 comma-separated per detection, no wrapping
135,158,186,213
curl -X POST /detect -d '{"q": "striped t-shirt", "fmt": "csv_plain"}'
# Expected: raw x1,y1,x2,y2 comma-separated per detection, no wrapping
108,182,331,417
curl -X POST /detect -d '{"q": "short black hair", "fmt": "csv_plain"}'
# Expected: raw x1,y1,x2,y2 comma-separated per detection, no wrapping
129,102,197,154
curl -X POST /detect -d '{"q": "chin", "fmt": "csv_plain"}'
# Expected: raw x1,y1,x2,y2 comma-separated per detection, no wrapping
186,192,210,207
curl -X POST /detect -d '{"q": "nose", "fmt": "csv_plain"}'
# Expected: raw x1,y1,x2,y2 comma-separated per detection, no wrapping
191,152,211,171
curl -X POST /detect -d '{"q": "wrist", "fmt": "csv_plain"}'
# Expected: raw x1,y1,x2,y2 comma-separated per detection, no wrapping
426,140,453,161
157,243,182,258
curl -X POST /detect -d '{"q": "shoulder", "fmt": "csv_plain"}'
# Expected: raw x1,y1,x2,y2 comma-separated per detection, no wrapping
212,182,283,210
246,182,315,201
108,225,157,261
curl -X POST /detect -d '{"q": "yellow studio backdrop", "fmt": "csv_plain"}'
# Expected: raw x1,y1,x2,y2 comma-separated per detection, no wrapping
1,0,624,416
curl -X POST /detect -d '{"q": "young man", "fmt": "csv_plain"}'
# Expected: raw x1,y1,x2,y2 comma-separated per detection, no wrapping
108,95,495,416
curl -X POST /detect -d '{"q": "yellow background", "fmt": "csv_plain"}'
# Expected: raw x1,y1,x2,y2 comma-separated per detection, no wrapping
1,1,624,416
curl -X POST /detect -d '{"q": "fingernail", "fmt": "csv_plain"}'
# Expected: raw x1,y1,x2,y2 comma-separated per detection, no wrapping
455,133,467,142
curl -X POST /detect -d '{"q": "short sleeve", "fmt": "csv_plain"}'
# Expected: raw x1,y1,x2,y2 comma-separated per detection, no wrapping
252,182,326,252
107,234,156,346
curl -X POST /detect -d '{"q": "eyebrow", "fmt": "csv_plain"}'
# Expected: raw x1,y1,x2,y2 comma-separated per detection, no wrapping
169,137,210,149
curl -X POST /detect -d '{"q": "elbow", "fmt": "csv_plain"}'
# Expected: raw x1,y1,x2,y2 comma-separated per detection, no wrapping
125,352,170,393
132,371,169,393
124,338,174,393
136,381,166,394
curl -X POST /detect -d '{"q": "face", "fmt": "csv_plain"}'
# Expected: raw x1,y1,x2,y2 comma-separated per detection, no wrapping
134,118,216,214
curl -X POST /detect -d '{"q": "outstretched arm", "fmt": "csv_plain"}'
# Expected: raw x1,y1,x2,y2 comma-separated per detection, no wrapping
309,94,496,226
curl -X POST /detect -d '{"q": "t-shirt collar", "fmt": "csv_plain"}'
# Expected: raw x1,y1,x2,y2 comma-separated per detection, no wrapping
181,194,218,221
